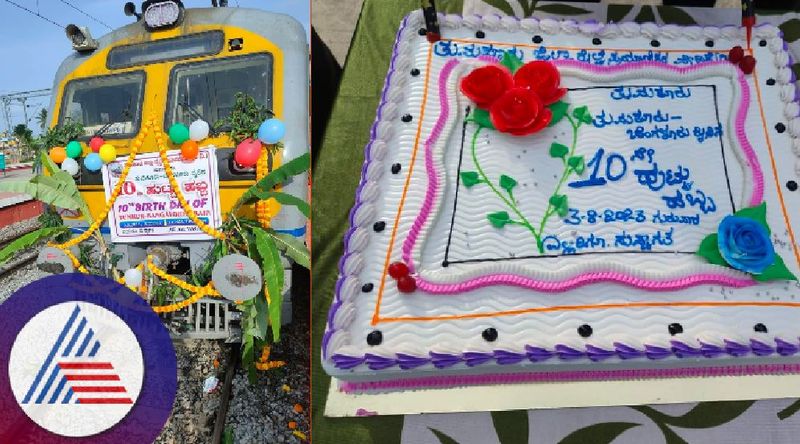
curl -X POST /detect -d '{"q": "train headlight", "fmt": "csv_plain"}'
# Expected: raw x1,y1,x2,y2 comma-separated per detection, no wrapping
142,0,184,30
65,24,98,52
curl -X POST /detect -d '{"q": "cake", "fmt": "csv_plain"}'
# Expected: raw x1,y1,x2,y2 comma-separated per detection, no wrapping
322,11,800,391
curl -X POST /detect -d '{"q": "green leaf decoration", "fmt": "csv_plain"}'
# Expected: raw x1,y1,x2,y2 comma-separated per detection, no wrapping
0,227,69,265
535,4,591,16
571,105,592,125
460,171,481,188
558,422,640,444
500,51,524,74
429,428,461,444
491,410,528,444
253,227,285,342
487,211,511,228
499,175,517,193
548,101,569,127
780,19,800,43
242,330,256,383
634,5,656,23
696,233,728,266
607,4,634,23
235,153,309,210
778,399,800,420
754,254,798,282
634,401,755,429
549,194,568,217
482,0,515,16
247,191,310,217
567,155,585,174
467,107,495,130
734,202,769,233
656,6,698,25
270,232,309,269
0,175,83,211
222,427,234,444
549,142,569,159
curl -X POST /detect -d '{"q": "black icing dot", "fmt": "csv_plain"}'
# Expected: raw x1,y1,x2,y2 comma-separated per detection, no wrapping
776,122,786,133
705,40,714,48
787,180,798,191
401,114,413,123
476,30,485,39
418,28,427,36
592,37,602,45
361,283,374,293
767,78,776,86
410,68,420,77
754,323,768,333
668,323,684,336
532,35,543,44
367,330,383,346
391,163,402,174
482,327,498,342
577,324,593,338
759,39,767,47
650,39,661,48
373,221,386,232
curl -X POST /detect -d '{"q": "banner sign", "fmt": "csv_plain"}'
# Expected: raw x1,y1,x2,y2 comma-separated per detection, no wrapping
102,148,222,243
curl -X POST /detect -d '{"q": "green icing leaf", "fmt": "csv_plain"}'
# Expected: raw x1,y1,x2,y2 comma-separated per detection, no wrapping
697,233,728,267
571,105,592,124
548,101,569,127
487,211,511,228
499,174,517,193
635,401,755,429
549,142,569,159
467,107,495,130
607,4,634,23
734,202,769,234
557,422,640,444
567,155,585,174
535,4,591,16
481,0,515,16
780,19,800,43
778,399,800,420
754,254,798,282
634,5,656,23
491,410,528,444
500,51,524,74
460,171,481,188
656,6,698,25
549,194,568,217
429,428,461,444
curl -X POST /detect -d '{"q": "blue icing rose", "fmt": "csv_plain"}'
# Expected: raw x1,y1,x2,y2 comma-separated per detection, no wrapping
717,215,775,274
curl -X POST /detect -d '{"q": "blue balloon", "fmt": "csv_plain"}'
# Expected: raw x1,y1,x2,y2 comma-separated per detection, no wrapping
84,153,103,172
257,118,285,144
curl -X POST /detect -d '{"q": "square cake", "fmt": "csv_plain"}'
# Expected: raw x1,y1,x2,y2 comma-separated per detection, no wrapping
322,11,800,391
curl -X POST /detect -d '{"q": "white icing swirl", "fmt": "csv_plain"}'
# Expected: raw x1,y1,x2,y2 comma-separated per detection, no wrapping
789,118,800,138
598,23,620,38
369,139,387,161
352,204,376,227
365,161,383,181
339,276,360,303
333,303,355,328
659,25,681,39
500,16,519,32
482,14,501,31
519,18,540,34
703,26,721,39
347,227,370,253
775,51,790,69
462,15,482,30
359,180,379,203
769,37,784,53
539,18,561,35
560,19,579,35
793,139,800,156
781,84,796,102
343,253,363,276
619,22,640,38
785,102,800,120
639,23,660,38
579,21,603,35
683,26,702,40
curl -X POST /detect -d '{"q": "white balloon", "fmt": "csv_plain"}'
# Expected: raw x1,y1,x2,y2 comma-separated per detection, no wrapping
124,268,143,287
189,119,210,141
61,158,79,175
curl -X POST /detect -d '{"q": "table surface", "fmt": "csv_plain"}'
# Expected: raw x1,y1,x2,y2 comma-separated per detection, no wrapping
311,1,800,443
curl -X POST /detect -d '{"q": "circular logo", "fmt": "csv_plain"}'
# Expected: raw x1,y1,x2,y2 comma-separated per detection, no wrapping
0,274,177,443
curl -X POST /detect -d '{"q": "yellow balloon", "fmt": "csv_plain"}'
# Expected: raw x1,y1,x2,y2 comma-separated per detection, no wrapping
98,143,117,163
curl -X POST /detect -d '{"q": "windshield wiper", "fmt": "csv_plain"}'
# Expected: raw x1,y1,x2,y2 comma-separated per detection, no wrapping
178,101,218,136
94,105,133,137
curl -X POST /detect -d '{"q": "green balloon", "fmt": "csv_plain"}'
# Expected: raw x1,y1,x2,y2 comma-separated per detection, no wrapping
65,140,83,158
168,123,190,144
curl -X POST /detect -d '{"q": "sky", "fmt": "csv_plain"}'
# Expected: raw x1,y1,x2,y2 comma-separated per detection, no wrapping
0,0,309,133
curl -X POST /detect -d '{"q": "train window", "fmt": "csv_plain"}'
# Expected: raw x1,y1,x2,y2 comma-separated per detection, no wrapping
107,31,224,69
165,53,273,131
59,71,145,139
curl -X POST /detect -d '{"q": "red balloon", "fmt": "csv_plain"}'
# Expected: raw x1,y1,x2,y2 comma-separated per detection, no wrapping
89,136,105,153
234,138,262,167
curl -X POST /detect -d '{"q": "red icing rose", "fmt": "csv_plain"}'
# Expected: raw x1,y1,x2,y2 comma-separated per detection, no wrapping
460,65,514,108
489,87,552,136
512,61,567,105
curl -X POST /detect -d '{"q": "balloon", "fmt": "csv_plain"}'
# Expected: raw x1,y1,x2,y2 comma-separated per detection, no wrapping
257,118,285,144
99,143,117,163
124,268,143,288
61,158,79,175
168,123,190,144
84,153,102,172
181,140,199,161
189,119,210,141
65,140,83,159
234,138,261,167
89,136,105,152
49,146,66,164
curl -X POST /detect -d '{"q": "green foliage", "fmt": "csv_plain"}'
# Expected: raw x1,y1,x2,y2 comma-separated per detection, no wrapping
558,422,640,444
634,5,656,23
271,232,310,269
491,409,528,444
466,107,494,129
549,142,569,159
214,92,274,145
499,175,517,194
607,4,634,23
253,227,285,342
38,207,70,242
697,233,726,266
429,428,460,444
779,19,800,43
548,101,569,127
41,119,85,149
571,106,592,125
235,153,310,211
222,427,235,444
535,3,590,16
656,6,697,25
567,155,585,174
0,171,85,211
549,194,568,217
0,227,69,265
487,211,511,228
460,171,481,188
500,51,524,73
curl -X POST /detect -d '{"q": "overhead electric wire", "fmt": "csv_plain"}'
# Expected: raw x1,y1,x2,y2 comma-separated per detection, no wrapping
2,0,63,28
57,0,113,31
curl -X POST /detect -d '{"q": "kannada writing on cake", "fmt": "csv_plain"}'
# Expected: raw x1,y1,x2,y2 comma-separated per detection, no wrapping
542,228,675,254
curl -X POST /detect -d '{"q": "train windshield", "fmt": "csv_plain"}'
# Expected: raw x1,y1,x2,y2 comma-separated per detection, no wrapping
59,71,145,138
166,53,273,130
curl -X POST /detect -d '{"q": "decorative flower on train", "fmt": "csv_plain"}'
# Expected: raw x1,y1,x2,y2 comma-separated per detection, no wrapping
189,119,210,141
65,140,83,159
99,143,117,163
258,118,286,144
181,140,199,161
696,203,797,281
84,152,103,172
168,122,190,144
89,135,105,153
460,53,565,136
49,146,66,164
234,138,261,167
